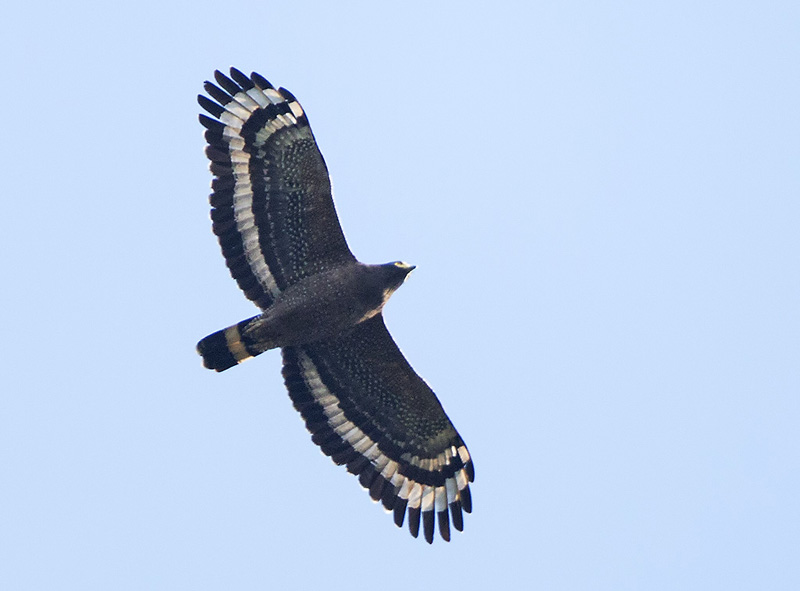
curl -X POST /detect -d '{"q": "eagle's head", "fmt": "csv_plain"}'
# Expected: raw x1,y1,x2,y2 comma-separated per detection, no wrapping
385,261,416,288
369,261,416,305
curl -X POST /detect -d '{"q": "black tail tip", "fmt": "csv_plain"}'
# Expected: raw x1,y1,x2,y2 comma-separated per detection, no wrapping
196,331,238,372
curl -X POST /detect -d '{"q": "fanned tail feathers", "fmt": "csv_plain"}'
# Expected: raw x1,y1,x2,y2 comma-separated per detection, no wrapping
197,315,264,372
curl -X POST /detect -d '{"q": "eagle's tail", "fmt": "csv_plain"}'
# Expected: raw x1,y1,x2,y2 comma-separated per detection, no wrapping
196,315,270,372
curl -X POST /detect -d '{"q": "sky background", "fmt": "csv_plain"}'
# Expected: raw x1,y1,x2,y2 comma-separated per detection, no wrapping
2,1,799,589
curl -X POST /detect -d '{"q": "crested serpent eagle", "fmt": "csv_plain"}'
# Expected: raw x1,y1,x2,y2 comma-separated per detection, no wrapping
196,68,474,543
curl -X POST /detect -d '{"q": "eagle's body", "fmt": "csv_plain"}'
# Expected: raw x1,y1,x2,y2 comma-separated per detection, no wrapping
198,261,414,369
196,68,474,543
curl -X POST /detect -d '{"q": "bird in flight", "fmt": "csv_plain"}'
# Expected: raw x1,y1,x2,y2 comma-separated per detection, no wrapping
196,68,474,543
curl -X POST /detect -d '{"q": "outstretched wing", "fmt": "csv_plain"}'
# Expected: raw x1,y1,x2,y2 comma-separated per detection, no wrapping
199,68,355,310
281,314,474,543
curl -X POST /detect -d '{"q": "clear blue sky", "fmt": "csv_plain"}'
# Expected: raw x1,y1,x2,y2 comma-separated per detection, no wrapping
2,1,798,589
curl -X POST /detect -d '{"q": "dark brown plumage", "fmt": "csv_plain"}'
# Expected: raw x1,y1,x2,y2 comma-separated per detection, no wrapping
196,68,474,543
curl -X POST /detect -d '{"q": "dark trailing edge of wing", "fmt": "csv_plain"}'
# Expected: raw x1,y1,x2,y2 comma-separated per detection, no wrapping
213,70,243,96
199,114,224,132
203,81,234,107
197,94,224,118
198,68,355,310
228,67,254,90
250,71,273,90
280,315,474,543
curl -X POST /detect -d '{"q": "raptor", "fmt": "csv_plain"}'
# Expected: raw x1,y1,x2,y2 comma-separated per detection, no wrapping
196,68,474,543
